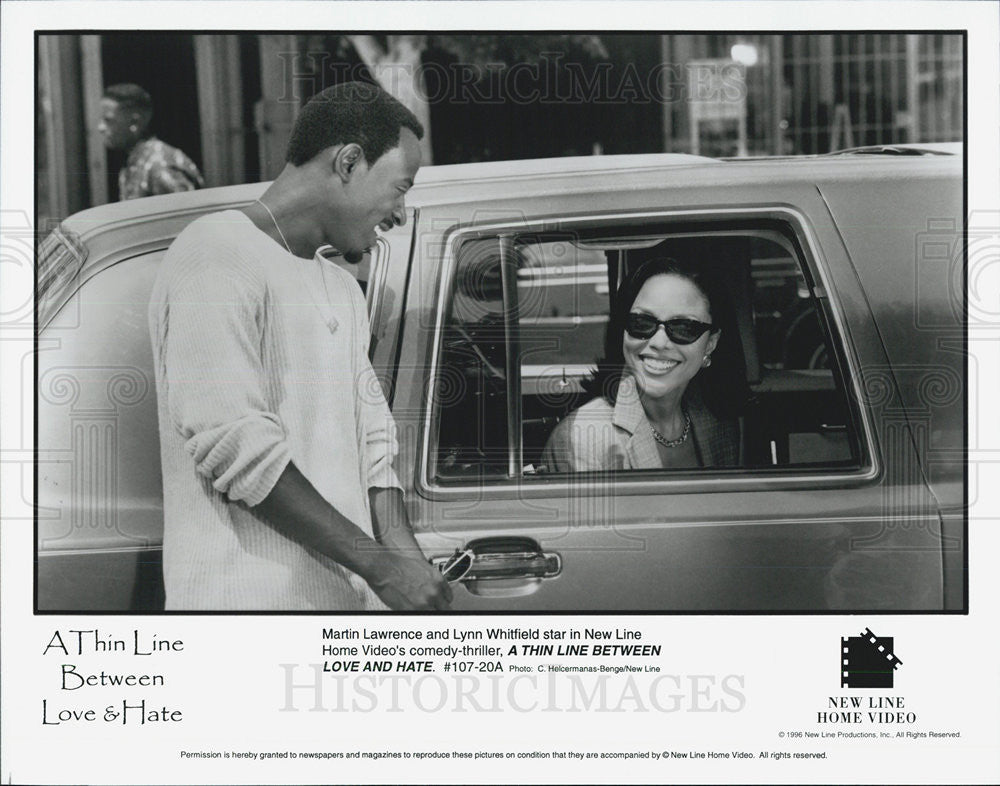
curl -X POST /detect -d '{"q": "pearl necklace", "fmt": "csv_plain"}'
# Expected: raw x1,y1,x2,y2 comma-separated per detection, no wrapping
650,414,691,448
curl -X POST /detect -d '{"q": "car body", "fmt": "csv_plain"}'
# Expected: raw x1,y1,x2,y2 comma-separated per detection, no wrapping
36,146,965,612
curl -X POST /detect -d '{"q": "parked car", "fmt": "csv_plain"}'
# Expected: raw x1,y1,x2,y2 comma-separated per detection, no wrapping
36,145,965,611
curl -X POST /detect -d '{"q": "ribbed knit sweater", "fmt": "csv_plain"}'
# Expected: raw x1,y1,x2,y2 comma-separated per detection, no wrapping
149,210,400,610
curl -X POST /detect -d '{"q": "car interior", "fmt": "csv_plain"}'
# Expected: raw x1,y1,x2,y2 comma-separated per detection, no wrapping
434,222,862,481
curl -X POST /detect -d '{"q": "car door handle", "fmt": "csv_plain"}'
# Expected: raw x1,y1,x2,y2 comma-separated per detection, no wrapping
431,536,561,598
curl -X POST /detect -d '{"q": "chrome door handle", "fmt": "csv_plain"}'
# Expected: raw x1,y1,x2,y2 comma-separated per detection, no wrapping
431,536,561,587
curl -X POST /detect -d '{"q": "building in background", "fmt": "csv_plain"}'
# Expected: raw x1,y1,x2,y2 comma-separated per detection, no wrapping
660,33,962,157
37,33,963,231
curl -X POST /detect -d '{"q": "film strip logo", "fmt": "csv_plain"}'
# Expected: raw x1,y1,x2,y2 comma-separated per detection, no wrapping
842,628,903,689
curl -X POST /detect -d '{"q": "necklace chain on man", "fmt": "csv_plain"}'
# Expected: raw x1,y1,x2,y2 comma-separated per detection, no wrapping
255,199,293,255
256,199,339,334
650,414,691,448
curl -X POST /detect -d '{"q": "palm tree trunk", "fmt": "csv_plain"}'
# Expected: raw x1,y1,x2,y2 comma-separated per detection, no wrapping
348,35,433,164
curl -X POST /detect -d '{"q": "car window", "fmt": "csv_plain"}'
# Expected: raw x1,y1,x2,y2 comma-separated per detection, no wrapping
430,219,865,483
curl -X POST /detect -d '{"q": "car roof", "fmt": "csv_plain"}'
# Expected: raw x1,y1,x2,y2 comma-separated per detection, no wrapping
53,146,962,278
415,152,720,183
408,145,960,207
60,143,961,234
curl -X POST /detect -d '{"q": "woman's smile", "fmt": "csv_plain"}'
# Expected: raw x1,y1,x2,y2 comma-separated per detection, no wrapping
638,355,681,375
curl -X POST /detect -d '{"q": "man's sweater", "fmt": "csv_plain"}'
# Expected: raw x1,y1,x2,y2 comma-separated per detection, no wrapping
149,210,400,610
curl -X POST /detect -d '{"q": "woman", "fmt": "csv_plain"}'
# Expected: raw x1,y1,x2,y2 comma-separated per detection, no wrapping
97,83,204,201
541,257,749,472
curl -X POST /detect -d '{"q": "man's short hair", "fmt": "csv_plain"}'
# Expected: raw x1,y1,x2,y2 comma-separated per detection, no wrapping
103,83,153,116
285,81,424,167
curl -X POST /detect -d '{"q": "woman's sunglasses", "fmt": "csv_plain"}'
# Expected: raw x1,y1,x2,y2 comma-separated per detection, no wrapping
625,313,714,344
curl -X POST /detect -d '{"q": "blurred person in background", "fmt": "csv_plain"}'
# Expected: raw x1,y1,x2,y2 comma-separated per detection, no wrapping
98,83,204,200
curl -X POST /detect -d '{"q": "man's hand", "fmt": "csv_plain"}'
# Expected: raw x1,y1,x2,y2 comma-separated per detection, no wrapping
366,551,453,611
367,486,453,611
257,465,452,610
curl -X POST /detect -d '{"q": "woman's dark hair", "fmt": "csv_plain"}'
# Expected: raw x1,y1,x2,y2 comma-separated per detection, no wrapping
581,256,751,420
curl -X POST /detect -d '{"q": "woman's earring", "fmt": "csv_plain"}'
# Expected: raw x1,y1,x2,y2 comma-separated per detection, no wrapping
702,354,712,367
129,124,138,133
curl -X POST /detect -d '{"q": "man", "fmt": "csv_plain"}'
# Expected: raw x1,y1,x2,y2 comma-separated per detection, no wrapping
149,82,451,611
99,83,204,200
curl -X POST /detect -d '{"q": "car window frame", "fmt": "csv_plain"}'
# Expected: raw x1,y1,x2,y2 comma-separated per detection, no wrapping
418,205,882,501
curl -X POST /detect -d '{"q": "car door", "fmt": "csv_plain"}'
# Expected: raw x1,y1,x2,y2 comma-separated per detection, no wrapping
392,164,952,611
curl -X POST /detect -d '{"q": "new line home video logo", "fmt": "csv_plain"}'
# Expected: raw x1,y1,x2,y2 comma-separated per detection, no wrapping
842,628,902,689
